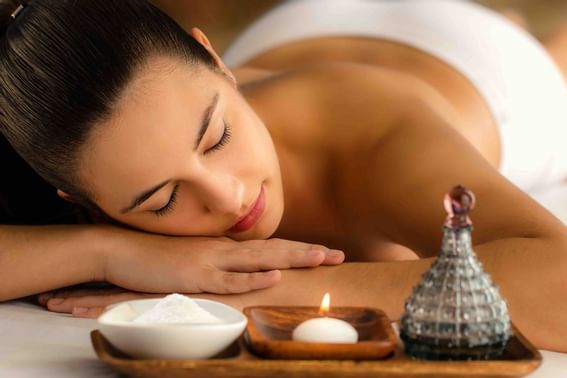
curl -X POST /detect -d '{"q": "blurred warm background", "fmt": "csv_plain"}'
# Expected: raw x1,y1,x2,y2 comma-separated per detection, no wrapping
151,0,567,55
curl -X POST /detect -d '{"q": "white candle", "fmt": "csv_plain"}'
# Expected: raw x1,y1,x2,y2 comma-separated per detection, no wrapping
292,293,358,343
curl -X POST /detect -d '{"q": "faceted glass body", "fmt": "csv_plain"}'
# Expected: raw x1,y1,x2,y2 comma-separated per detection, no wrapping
400,187,511,360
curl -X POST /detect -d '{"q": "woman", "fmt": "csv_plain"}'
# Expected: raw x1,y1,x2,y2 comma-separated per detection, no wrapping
1,0,567,351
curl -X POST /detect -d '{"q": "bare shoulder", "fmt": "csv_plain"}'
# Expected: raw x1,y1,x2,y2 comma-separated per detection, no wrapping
243,62,457,150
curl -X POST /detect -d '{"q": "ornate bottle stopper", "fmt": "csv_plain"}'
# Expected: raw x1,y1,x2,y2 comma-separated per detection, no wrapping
400,185,511,360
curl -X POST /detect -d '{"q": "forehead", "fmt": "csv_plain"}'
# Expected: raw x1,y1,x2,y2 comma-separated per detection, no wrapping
80,57,219,206
116,56,212,116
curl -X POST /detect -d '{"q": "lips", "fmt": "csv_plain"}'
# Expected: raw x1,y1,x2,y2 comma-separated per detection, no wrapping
228,186,266,233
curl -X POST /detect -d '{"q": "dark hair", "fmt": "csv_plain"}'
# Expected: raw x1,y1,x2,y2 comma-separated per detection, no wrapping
0,0,216,223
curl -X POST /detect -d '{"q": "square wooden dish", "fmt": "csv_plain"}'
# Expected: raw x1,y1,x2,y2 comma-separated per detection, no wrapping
242,305,396,360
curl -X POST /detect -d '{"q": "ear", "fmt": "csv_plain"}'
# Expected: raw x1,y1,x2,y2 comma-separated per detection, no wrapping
190,27,237,86
57,189,78,204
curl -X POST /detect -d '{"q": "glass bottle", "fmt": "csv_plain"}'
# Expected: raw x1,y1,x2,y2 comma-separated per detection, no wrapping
400,186,511,360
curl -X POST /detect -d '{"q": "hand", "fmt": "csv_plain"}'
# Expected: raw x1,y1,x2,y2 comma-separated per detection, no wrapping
100,227,345,296
37,285,163,318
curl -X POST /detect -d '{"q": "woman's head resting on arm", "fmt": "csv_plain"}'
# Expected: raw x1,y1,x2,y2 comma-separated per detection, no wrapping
0,0,284,239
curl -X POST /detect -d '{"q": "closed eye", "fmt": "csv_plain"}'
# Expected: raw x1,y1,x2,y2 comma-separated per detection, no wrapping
153,184,179,217
152,122,231,218
205,121,232,155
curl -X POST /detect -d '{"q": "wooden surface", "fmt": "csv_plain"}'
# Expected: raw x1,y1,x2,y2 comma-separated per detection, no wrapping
91,323,542,378
243,306,396,360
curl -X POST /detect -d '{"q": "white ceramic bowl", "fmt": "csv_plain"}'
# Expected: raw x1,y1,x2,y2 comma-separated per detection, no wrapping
97,298,247,360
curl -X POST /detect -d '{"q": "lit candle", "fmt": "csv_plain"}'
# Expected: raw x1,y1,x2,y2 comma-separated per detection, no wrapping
292,293,358,343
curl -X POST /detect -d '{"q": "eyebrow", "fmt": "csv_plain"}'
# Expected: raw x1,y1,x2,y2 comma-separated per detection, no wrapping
120,92,219,214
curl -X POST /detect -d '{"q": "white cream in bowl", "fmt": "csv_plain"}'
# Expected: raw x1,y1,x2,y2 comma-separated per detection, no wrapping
97,294,246,359
132,293,222,324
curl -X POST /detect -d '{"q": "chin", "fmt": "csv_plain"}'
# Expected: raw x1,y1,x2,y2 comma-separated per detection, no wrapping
257,211,282,239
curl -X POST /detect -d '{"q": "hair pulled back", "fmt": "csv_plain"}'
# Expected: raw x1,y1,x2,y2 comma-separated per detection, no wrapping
0,0,215,223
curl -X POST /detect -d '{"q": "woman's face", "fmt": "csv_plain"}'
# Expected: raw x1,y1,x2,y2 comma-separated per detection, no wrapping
79,57,284,240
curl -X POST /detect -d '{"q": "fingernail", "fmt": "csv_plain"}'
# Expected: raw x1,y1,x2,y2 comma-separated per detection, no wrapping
48,298,64,305
307,250,323,257
73,307,89,315
327,249,344,257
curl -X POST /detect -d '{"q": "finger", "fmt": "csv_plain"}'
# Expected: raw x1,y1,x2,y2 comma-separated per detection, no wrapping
234,247,344,270
241,238,333,252
321,249,345,265
72,306,107,319
219,245,344,272
236,239,345,268
203,270,281,294
47,292,162,314
226,248,324,271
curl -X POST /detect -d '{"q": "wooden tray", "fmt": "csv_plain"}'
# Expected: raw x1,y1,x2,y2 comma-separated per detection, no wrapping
91,323,542,378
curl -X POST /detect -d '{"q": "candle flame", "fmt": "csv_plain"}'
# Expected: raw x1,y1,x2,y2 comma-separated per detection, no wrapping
319,292,331,315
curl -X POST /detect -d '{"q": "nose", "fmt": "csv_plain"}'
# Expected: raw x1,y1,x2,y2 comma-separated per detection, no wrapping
196,172,244,215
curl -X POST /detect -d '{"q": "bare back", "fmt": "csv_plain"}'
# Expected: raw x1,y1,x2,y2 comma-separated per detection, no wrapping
235,37,501,166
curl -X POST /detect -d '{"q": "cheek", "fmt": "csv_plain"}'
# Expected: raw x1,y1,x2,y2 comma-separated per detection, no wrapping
242,130,278,176
256,126,280,170
230,110,277,167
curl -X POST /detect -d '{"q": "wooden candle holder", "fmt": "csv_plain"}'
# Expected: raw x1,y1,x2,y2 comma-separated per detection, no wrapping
243,306,397,360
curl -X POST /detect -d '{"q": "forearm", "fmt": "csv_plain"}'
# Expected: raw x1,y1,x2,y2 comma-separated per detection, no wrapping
0,224,108,301
202,236,567,352
200,261,431,326
475,236,567,351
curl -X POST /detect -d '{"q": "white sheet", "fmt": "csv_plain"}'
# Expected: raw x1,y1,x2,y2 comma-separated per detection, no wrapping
1,298,566,377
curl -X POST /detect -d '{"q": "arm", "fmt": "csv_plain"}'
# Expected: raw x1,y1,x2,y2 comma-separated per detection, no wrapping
211,237,567,352
0,223,343,302
0,224,105,301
